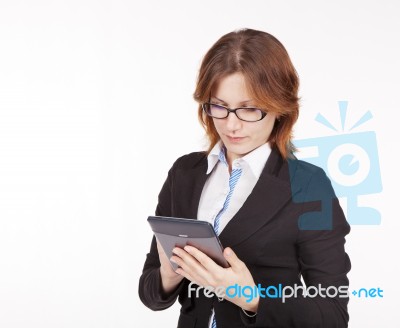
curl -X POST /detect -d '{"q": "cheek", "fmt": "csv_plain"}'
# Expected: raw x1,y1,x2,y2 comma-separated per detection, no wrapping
255,120,275,140
212,119,224,134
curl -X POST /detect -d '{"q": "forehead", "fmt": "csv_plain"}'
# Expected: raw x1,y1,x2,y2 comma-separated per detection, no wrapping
212,73,253,104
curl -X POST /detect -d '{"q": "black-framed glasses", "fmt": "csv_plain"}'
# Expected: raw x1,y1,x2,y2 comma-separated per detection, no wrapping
202,102,267,122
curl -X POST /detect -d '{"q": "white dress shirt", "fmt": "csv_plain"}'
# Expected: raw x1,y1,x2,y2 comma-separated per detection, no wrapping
197,141,271,231
197,141,271,328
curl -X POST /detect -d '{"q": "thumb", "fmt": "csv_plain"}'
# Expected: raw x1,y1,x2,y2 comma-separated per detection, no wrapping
224,247,243,270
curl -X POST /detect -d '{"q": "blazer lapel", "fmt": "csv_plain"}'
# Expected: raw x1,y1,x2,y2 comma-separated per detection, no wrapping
218,148,297,248
174,155,208,220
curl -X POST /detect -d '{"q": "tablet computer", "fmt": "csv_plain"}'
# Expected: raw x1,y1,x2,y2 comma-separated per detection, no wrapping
147,216,230,270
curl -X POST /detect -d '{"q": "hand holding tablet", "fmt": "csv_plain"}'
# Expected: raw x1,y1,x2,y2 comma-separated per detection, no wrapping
147,216,230,270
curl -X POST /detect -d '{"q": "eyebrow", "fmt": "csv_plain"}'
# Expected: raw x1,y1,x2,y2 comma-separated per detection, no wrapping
211,96,254,105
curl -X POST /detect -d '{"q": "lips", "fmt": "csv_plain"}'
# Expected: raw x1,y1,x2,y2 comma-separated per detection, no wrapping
226,135,246,143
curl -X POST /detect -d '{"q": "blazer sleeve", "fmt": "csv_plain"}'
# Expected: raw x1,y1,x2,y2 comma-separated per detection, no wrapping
240,168,351,327
138,159,186,311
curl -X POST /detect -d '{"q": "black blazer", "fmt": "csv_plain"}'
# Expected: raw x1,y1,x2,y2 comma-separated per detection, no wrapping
139,148,351,328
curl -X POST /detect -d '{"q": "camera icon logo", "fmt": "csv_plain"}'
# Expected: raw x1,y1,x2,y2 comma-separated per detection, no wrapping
293,101,382,227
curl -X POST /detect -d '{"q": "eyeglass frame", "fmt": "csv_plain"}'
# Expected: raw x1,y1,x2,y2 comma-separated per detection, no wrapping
201,102,268,122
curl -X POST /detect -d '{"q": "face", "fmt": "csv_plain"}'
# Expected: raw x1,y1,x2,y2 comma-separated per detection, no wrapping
211,72,277,165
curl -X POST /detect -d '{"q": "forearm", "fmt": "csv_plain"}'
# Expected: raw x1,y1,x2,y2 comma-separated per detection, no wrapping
139,266,185,311
139,234,187,311
160,266,184,294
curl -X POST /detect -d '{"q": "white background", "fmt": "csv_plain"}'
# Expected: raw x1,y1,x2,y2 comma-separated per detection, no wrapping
0,0,399,327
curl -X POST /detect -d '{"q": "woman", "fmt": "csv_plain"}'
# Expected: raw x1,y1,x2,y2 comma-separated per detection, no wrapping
139,28,351,328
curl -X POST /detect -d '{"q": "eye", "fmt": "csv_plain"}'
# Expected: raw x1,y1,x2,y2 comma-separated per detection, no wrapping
210,103,225,110
240,107,259,112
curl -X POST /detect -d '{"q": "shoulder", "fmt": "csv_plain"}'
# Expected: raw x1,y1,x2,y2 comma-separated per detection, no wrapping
171,151,208,170
288,157,326,177
287,156,335,198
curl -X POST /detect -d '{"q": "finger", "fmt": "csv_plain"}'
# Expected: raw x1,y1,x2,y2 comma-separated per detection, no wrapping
183,245,221,272
175,267,193,281
171,248,208,273
172,247,205,269
223,247,245,271
172,248,211,285
175,267,201,286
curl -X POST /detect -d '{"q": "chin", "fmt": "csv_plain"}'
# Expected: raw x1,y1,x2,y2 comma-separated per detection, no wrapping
225,144,252,156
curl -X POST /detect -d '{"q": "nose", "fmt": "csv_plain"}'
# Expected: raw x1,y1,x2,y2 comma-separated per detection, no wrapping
225,111,242,132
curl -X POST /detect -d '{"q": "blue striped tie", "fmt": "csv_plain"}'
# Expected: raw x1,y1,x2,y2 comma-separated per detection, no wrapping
211,154,242,328
213,167,242,235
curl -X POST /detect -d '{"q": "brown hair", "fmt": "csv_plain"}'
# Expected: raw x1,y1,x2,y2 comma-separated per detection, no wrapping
193,28,300,159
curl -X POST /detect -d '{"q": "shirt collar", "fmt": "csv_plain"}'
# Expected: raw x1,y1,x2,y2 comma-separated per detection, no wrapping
206,141,226,174
240,142,271,179
206,141,271,178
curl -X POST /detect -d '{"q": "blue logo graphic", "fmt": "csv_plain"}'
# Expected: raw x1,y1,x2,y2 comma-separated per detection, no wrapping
293,101,382,226
351,287,383,298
